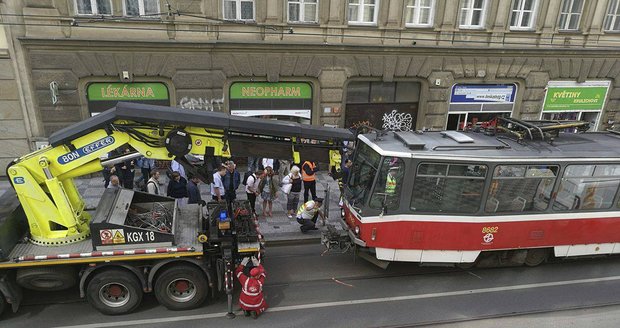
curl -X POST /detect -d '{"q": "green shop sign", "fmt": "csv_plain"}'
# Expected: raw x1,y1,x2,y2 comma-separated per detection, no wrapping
543,86,608,111
87,82,169,101
230,82,312,99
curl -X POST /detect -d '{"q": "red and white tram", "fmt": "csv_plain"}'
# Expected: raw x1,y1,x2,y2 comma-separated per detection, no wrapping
340,119,620,268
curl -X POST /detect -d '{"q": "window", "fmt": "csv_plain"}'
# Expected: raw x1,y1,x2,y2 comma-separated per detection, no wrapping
458,0,488,29
289,0,318,23
411,163,488,214
76,0,112,15
510,0,538,30
348,0,379,25
554,164,620,211
405,0,434,27
604,0,620,31
558,0,584,30
346,143,381,207
486,165,558,213
224,0,255,21
369,157,406,211
124,0,159,17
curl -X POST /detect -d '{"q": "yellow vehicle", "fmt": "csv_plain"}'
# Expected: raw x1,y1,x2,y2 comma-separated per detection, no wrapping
0,102,352,317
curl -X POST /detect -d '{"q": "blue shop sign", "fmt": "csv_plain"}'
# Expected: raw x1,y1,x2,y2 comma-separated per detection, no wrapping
451,84,517,104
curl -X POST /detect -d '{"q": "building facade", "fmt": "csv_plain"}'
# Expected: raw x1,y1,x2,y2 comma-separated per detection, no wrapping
1,0,620,170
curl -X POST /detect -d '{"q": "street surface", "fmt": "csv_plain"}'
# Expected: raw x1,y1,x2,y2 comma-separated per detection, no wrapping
3,244,620,328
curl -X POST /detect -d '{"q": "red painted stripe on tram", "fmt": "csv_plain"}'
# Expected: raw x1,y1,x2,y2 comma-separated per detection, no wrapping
344,208,620,250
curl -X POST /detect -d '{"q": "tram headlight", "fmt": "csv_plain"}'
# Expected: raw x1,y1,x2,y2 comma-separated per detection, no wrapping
354,225,360,235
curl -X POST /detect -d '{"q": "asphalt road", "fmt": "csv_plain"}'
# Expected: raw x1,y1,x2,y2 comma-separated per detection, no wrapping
4,244,620,328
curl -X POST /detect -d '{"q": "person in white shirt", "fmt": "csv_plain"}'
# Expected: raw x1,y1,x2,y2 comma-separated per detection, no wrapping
211,165,227,202
171,159,187,180
146,171,160,195
261,158,274,170
245,169,262,216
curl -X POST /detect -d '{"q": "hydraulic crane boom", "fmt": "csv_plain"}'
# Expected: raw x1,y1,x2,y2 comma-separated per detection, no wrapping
7,102,354,246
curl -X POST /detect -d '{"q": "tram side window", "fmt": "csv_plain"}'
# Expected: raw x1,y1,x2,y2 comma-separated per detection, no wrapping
487,165,558,213
553,164,620,211
369,157,406,211
410,163,487,214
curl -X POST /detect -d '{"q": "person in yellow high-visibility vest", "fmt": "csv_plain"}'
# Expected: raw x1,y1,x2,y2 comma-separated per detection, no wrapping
385,167,399,195
296,198,325,233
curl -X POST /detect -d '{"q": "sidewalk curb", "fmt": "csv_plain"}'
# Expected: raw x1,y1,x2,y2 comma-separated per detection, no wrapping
263,237,321,247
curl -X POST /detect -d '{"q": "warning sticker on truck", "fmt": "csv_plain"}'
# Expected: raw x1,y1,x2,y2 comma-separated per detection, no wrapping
100,229,126,244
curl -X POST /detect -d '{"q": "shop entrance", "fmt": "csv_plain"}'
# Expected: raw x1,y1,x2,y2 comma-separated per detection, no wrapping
344,81,420,131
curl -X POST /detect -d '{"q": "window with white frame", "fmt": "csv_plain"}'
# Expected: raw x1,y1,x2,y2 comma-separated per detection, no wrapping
558,0,584,30
510,0,538,30
604,0,620,31
224,0,255,21
348,0,379,25
458,0,488,29
405,0,434,27
76,0,112,15
288,0,318,23
124,0,159,17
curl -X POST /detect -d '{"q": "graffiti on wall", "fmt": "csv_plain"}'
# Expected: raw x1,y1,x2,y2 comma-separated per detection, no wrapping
179,96,225,111
382,109,413,132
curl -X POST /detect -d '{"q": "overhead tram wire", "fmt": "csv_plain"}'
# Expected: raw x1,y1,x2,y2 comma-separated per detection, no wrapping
3,12,620,49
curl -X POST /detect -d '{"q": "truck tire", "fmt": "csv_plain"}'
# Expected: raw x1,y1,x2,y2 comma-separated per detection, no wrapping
16,266,77,291
86,269,143,315
154,265,208,311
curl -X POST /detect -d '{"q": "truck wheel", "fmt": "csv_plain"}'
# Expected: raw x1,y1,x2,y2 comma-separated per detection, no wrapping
154,265,208,311
16,266,77,291
86,269,143,315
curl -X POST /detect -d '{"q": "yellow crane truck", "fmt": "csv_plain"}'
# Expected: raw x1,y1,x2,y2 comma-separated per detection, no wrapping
0,102,352,317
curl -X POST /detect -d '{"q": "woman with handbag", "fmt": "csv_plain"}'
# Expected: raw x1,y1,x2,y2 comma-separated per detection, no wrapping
282,166,302,219
258,166,278,217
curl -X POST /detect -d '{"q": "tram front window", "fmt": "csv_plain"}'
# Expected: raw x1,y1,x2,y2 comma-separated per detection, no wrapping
369,157,406,211
346,143,381,207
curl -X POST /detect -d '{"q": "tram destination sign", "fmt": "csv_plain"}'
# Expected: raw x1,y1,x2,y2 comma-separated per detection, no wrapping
543,86,608,111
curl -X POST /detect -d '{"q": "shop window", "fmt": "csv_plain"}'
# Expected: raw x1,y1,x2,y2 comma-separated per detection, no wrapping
510,0,538,30
346,82,371,104
458,0,488,29
558,0,584,30
124,0,159,17
487,165,558,213
224,0,255,21
411,163,487,214
554,164,620,211
604,0,620,31
405,0,435,27
288,0,318,23
369,157,406,211
395,82,421,103
76,0,112,15
348,0,379,25
370,82,395,103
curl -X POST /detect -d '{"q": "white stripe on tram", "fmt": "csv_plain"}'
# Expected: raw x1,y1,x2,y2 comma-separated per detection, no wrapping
54,275,620,328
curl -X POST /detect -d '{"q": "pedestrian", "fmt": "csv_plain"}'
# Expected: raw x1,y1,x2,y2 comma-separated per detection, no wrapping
245,169,262,216
258,166,277,217
247,156,258,172
102,164,114,188
301,160,318,203
136,156,155,186
342,159,352,184
223,160,241,213
278,159,290,177
120,148,135,190
187,175,205,205
146,171,160,195
167,171,188,205
108,175,121,189
296,198,325,233
235,256,267,319
261,158,274,171
282,166,302,219
171,158,187,180
211,164,227,202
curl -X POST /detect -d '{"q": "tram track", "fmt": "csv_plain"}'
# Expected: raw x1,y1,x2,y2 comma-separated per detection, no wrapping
376,301,620,327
